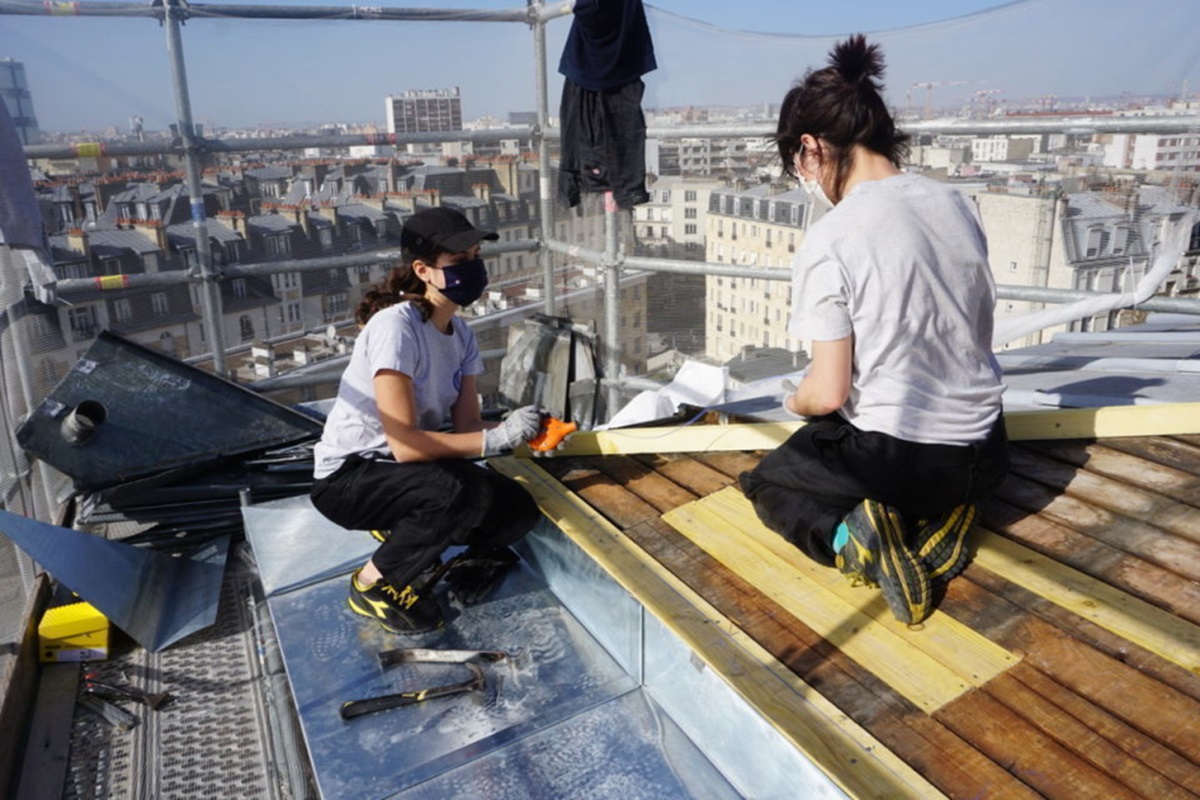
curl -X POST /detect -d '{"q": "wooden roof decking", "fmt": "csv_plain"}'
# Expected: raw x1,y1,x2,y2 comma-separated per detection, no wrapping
496,425,1200,799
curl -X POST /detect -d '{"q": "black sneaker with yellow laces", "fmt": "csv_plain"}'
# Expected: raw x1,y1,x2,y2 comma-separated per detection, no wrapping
836,499,931,625
913,503,977,583
347,569,444,634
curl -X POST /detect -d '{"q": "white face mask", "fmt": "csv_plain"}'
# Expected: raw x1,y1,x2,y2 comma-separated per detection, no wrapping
801,175,833,210
794,147,833,209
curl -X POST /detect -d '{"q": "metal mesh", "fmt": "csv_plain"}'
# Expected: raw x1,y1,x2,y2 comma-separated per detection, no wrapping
61,544,309,800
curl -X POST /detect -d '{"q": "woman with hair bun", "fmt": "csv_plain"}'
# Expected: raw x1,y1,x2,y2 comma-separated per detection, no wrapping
739,35,1009,625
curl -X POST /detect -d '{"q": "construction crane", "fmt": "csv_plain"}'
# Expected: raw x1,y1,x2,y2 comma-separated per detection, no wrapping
908,80,981,119
972,89,1003,119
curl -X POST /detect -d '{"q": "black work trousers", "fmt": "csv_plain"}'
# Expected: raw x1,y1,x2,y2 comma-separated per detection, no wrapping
310,454,541,590
558,77,650,209
739,413,1009,567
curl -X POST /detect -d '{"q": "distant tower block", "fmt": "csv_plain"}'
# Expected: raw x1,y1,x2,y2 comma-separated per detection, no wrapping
385,87,463,134
0,58,42,145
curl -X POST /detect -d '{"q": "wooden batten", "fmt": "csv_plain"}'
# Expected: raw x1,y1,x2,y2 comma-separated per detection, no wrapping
491,456,943,800
519,402,1200,458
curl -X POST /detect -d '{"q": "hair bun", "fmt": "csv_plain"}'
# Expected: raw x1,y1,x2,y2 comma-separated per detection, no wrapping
830,33,885,87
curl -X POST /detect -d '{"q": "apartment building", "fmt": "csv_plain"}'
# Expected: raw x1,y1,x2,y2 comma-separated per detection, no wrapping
1103,132,1200,173
704,183,814,362
385,87,464,134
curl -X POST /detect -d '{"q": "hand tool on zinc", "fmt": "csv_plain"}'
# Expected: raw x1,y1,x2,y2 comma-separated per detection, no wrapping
339,661,486,720
83,672,173,710
340,646,522,720
529,416,577,452
78,693,139,731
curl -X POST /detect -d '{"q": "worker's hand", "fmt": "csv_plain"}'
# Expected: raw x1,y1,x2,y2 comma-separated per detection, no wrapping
482,406,543,457
530,417,578,458
780,377,807,419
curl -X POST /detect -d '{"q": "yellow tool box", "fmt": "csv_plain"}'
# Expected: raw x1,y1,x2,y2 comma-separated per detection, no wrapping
39,598,110,663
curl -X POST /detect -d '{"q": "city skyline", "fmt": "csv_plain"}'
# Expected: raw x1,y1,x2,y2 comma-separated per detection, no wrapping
2,0,1199,135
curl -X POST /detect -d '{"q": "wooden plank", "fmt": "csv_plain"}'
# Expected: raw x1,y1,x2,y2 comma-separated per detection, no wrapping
513,404,1200,458
1008,446,1200,542
944,575,1200,763
935,687,1144,800
491,456,944,800
689,450,763,480
1011,662,1200,796
1100,435,1200,476
14,662,81,800
519,420,807,456
587,455,701,513
994,474,1200,582
1020,440,1200,507
1005,402,1200,441
632,452,736,497
984,668,1199,799
663,488,1017,713
624,516,1043,800
0,572,51,799
544,457,1044,799
972,528,1200,675
982,497,1200,627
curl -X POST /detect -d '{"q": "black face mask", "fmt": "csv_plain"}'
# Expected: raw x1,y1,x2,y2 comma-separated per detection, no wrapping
437,258,489,307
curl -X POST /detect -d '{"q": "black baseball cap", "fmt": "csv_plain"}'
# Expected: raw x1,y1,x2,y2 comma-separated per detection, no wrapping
401,207,499,254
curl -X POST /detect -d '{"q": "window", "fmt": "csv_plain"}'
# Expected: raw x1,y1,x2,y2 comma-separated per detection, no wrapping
266,234,291,257
357,265,372,283
685,224,697,235
685,208,697,219
102,258,121,276
685,190,697,202
240,315,255,341
68,306,96,341
1010,261,1019,272
152,292,169,315
232,278,248,298
319,229,333,250
114,298,132,322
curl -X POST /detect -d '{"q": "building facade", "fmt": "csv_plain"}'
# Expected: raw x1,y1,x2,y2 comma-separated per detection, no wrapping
385,88,464,134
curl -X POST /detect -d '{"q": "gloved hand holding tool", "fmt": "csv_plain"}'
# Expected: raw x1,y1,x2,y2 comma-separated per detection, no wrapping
482,405,542,457
529,416,577,456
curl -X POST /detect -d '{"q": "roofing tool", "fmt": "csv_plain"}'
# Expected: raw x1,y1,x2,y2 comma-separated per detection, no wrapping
83,673,172,710
78,693,139,731
340,647,524,720
529,416,577,452
339,661,485,721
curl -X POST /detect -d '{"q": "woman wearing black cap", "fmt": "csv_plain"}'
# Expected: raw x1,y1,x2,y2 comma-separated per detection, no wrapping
310,207,542,635
739,35,1009,625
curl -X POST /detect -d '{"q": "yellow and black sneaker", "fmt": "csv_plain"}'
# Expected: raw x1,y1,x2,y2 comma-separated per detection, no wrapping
913,504,977,583
837,499,931,625
347,570,444,634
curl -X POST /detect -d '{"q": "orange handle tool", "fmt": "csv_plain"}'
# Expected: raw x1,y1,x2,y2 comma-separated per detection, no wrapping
529,417,578,452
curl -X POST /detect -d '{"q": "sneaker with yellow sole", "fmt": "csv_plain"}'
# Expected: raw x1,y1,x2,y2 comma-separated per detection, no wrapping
347,569,444,634
913,503,977,583
836,499,932,625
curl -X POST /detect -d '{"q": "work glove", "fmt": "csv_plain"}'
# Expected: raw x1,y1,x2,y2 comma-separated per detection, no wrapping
482,405,542,457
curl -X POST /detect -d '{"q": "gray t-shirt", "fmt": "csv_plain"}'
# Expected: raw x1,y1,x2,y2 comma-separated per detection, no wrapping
313,301,483,478
788,172,1004,445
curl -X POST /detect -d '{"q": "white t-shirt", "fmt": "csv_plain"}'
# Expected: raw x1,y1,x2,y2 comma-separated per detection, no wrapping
788,172,1004,445
313,301,483,478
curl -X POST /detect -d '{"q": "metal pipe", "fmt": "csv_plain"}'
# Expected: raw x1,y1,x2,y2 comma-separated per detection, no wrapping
603,193,621,420
994,284,1200,315
530,0,556,316
23,126,538,161
163,0,228,375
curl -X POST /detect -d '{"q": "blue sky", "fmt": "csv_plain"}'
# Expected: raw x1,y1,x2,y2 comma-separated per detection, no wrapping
2,0,1198,133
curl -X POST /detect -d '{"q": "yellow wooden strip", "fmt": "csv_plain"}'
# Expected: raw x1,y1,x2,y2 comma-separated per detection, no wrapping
700,488,1018,687
665,490,1017,712
514,402,1200,458
517,420,806,457
974,529,1200,674
665,500,967,712
491,456,943,800
1005,402,1200,441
